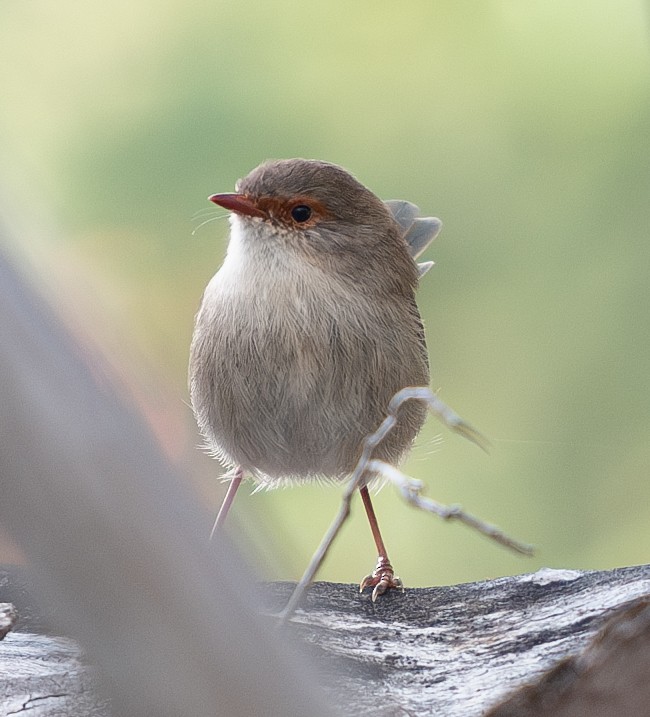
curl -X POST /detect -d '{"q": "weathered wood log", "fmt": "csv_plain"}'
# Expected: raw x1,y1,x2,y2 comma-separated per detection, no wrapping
486,591,650,717
2,564,650,716
0,604,17,641
273,565,650,716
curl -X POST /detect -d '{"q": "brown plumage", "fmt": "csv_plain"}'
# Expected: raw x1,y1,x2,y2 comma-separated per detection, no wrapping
189,158,439,597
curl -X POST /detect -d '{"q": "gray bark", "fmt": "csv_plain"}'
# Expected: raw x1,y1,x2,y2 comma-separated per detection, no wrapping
2,565,650,716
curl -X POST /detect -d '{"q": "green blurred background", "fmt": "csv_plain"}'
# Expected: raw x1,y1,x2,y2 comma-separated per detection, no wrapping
1,1,649,587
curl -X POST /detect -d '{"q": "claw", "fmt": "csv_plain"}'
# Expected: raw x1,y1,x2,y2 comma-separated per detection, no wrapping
359,557,404,601
359,574,373,593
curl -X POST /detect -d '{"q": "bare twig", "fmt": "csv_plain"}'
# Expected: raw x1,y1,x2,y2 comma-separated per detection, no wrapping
367,459,533,556
279,387,530,625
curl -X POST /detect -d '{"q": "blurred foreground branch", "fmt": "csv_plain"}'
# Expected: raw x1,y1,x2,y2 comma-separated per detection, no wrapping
0,240,333,716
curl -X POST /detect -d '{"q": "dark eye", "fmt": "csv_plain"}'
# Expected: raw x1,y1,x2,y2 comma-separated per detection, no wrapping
290,204,312,223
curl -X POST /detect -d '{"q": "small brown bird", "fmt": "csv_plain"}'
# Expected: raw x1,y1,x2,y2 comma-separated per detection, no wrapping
189,158,443,598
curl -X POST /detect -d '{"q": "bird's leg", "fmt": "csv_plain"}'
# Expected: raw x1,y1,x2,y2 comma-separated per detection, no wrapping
209,466,244,540
359,484,403,600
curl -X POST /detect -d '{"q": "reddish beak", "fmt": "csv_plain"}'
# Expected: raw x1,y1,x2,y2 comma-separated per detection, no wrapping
208,192,267,219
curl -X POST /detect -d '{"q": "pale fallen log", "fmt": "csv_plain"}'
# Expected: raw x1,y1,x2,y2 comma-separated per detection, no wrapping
2,564,650,716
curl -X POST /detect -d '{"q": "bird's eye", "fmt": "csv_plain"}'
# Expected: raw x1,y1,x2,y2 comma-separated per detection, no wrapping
290,205,312,223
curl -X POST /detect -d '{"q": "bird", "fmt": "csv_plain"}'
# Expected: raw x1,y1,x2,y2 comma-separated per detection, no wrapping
189,158,446,599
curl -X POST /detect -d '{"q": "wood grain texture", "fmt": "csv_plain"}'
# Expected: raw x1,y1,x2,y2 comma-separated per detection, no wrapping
2,565,650,716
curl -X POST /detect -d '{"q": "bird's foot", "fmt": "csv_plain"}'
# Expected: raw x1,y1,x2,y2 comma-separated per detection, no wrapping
359,556,404,601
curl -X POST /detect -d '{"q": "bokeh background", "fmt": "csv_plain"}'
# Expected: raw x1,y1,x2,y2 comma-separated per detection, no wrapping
1,1,649,587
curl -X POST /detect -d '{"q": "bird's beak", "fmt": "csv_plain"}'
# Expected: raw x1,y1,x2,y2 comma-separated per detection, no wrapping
208,193,267,219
